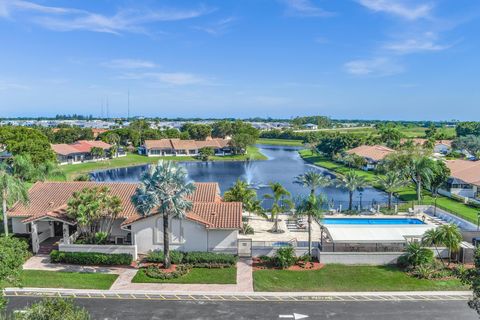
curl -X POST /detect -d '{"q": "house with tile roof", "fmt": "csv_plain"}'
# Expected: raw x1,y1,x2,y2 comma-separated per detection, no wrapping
7,182,242,258
51,140,125,165
443,160,480,199
140,138,232,157
400,138,453,155
345,145,395,170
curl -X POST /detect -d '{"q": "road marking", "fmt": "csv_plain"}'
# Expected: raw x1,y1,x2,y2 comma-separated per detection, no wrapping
279,313,309,319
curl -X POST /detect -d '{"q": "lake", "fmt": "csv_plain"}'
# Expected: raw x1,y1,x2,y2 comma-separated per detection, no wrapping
90,145,391,210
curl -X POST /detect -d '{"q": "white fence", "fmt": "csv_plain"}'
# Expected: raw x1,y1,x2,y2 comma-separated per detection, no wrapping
59,243,138,260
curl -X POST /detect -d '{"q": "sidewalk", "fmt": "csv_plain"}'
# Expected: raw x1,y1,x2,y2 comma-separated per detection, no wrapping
22,255,254,293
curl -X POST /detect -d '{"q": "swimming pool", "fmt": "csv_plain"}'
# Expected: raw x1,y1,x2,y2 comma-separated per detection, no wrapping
323,218,425,225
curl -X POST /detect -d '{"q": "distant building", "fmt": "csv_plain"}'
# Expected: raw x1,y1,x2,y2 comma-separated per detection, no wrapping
400,138,453,155
51,140,125,165
444,160,480,199
140,138,232,157
303,123,318,130
345,145,395,170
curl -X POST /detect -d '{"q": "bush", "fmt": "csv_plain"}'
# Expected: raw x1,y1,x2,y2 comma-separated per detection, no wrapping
13,298,90,320
399,243,434,268
50,250,132,266
183,252,237,267
274,246,296,269
240,223,254,235
145,250,184,264
144,264,191,280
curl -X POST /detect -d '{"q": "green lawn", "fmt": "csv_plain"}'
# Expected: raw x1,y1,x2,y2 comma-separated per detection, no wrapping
253,265,466,292
14,270,118,289
299,149,479,223
57,145,266,180
132,267,237,284
299,149,378,184
256,138,304,147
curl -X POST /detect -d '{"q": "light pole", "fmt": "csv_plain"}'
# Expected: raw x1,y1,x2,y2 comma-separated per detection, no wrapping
477,212,480,231
434,194,438,217
359,192,363,211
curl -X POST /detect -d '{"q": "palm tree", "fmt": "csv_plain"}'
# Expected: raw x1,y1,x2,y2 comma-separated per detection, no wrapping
438,224,462,265
295,193,326,257
263,182,293,233
408,156,435,202
335,170,367,211
422,228,446,267
224,179,266,218
0,163,29,236
294,170,331,196
131,161,195,268
90,147,105,160
375,172,406,210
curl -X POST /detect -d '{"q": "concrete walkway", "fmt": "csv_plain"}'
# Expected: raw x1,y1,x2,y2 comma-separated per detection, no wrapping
23,255,254,293
110,259,253,292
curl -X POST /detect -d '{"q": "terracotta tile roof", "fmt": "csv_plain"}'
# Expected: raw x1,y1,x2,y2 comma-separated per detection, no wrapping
346,145,395,162
144,139,231,151
51,144,82,156
170,139,198,150
446,160,480,186
144,139,174,149
9,181,240,230
51,140,111,155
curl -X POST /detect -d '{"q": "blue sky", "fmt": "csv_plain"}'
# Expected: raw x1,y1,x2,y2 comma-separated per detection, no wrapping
0,0,479,120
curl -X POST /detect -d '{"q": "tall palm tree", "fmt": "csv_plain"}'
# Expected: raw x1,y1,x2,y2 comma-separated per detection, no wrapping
407,156,435,202
294,170,331,196
375,172,406,210
438,224,462,265
295,193,326,257
131,161,195,268
336,170,367,211
224,179,266,218
0,163,29,236
422,228,446,267
263,182,292,233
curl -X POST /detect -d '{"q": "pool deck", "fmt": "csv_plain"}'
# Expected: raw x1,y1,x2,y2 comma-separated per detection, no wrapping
240,212,440,243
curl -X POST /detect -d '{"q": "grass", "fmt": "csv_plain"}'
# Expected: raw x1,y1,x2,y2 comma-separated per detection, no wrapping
256,138,304,147
132,267,237,284
56,145,266,180
299,149,378,184
299,149,479,224
253,264,466,292
11,270,118,289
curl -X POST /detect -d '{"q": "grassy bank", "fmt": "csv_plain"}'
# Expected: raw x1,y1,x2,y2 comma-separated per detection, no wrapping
57,145,266,180
253,265,466,292
256,138,304,147
15,270,118,289
132,267,237,284
299,149,479,224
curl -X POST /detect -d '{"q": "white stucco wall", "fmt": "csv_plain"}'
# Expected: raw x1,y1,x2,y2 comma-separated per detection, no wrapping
11,217,28,234
130,215,238,254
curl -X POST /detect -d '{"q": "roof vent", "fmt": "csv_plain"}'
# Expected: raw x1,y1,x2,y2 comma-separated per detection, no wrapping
211,212,216,216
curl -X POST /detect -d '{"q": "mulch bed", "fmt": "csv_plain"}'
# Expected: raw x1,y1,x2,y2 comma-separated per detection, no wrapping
135,262,178,272
252,257,324,271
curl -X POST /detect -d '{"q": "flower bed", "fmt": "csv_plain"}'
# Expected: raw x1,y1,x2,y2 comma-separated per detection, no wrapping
252,256,324,271
144,264,191,280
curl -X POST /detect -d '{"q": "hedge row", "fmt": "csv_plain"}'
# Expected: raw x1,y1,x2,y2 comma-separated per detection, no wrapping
50,250,133,266
145,250,237,267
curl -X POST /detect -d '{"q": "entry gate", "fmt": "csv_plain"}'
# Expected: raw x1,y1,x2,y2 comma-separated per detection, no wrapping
237,239,252,257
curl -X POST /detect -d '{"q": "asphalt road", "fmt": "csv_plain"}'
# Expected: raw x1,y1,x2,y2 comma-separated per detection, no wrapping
6,296,478,320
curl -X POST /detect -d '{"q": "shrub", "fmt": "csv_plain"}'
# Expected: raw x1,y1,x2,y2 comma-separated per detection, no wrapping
145,250,184,264
400,243,434,268
144,264,191,280
274,246,296,269
13,298,90,320
240,223,254,235
183,252,237,267
50,250,132,266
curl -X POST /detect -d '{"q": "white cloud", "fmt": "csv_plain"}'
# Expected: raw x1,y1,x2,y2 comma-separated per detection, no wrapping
0,79,29,90
0,0,213,34
357,0,433,20
119,72,208,86
344,57,404,76
383,33,451,54
194,16,237,36
102,59,157,69
283,0,333,17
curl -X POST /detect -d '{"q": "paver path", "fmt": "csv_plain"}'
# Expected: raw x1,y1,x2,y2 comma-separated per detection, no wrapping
22,255,253,293
110,259,253,292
